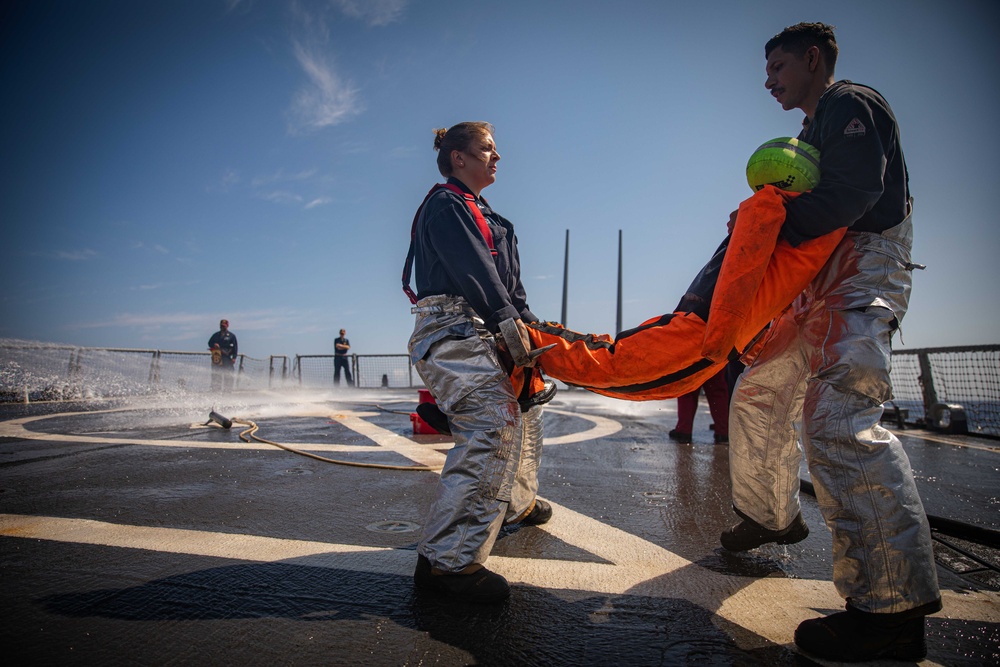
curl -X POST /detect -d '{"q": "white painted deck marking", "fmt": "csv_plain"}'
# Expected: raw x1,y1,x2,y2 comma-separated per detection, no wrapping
0,404,621,468
0,510,993,664
898,430,1000,453
543,407,622,444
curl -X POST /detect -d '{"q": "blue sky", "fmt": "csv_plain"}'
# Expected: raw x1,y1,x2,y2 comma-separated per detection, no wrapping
2,0,998,359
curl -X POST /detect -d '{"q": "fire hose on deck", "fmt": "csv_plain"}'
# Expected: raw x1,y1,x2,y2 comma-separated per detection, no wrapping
206,410,443,472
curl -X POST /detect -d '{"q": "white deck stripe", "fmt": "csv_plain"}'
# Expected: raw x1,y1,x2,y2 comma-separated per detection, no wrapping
334,412,445,468
897,429,1000,453
2,509,994,661
0,406,622,466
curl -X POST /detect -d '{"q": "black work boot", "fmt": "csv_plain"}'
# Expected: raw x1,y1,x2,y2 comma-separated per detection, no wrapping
720,511,808,551
505,498,553,526
413,555,510,604
521,498,553,525
795,601,941,662
519,379,557,411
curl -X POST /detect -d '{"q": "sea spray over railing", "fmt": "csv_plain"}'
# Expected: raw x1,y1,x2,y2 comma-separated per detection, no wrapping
0,339,417,401
0,339,289,401
2,338,997,438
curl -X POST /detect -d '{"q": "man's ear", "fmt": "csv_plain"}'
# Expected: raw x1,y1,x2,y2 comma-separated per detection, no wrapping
806,45,821,73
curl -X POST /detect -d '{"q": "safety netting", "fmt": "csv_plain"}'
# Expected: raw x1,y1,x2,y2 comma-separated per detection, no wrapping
889,345,1000,437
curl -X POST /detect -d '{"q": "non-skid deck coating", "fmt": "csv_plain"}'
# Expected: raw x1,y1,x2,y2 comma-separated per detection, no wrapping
1,388,997,666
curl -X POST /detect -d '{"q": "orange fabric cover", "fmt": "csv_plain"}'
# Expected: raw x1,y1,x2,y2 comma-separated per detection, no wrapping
701,187,846,360
526,186,846,401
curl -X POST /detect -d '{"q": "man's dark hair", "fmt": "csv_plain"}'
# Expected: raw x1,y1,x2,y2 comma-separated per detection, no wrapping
765,22,838,76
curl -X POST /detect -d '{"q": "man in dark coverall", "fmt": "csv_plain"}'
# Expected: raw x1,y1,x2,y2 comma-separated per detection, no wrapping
208,319,238,391
334,328,353,386
721,23,941,662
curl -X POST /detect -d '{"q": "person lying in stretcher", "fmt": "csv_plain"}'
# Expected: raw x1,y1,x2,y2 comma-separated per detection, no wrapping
518,139,845,401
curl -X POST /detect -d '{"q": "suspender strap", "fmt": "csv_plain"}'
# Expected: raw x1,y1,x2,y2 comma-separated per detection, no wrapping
401,185,438,304
442,183,496,256
402,183,496,304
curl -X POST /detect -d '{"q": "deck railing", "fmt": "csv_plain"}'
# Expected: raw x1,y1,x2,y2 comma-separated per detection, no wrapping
2,339,997,437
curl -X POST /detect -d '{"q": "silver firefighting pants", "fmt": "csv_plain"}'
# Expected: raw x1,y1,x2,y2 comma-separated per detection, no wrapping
409,295,544,573
729,210,941,614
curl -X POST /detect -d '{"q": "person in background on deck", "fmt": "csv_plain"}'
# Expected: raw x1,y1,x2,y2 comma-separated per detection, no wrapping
208,319,238,392
334,328,353,387
668,366,730,445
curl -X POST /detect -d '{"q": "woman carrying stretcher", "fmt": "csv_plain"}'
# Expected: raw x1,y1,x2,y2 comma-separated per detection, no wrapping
403,122,554,604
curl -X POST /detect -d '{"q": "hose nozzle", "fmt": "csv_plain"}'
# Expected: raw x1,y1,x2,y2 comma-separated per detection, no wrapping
209,410,233,429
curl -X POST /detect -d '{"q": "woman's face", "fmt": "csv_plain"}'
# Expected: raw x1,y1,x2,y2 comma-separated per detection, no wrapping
453,132,500,193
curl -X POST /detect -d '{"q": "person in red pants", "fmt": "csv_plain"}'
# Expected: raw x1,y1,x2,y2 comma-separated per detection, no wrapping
669,366,730,444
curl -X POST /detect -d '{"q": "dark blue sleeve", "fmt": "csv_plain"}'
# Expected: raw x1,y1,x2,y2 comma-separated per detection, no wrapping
782,92,887,245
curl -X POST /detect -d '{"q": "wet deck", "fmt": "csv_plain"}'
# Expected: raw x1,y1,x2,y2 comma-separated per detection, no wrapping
1,388,997,666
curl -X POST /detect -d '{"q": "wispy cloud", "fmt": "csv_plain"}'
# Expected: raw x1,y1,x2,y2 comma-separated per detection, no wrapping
332,0,408,26
284,0,406,135
339,140,370,155
251,168,317,187
55,249,98,261
221,168,240,188
304,197,331,209
235,168,336,209
287,39,363,134
130,278,200,292
389,145,418,160
73,311,208,331
222,0,252,15
130,241,169,255
257,190,304,205
207,167,240,194
68,307,318,346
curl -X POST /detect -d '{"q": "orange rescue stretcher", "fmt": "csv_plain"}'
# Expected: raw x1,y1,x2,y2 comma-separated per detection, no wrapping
524,185,846,401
